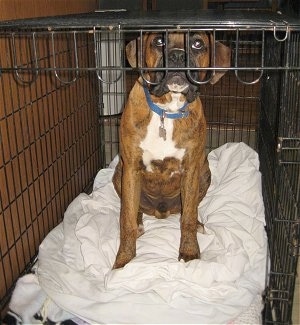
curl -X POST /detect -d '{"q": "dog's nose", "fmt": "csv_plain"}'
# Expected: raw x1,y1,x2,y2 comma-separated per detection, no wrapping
168,49,186,67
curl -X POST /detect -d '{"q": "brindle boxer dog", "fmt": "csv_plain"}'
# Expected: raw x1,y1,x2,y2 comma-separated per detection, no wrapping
113,32,231,269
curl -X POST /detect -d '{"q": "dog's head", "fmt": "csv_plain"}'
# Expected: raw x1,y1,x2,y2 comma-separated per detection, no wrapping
126,32,231,102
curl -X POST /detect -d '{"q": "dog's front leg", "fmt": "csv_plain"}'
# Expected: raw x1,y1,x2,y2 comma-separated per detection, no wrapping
179,160,201,262
113,161,141,269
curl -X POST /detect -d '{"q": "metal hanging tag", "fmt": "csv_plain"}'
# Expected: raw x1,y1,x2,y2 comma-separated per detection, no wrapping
159,112,167,141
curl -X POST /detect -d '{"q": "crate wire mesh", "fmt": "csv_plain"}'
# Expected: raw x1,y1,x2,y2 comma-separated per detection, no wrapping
257,28,300,323
0,28,102,312
0,11,299,324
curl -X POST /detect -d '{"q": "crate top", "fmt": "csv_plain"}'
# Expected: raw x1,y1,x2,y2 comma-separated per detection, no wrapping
0,9,299,31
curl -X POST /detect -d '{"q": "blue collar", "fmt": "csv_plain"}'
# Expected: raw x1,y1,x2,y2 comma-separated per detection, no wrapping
143,86,189,119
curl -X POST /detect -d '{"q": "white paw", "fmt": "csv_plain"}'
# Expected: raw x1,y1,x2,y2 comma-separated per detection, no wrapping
137,224,145,237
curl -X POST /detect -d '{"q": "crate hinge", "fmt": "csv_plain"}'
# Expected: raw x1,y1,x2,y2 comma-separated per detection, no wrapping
277,137,300,164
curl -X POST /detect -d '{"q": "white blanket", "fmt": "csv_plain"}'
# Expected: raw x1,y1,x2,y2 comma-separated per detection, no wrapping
35,142,267,324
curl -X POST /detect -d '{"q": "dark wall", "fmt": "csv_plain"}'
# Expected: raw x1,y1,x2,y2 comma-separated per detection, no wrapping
98,0,205,11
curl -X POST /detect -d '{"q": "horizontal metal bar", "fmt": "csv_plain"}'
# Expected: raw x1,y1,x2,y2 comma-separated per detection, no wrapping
277,137,300,150
0,28,296,39
1,66,300,72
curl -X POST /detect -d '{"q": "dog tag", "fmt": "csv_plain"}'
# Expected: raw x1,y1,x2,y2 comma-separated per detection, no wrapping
159,114,167,141
159,125,167,141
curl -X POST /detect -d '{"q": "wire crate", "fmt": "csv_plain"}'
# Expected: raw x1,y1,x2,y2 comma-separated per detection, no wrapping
0,10,299,324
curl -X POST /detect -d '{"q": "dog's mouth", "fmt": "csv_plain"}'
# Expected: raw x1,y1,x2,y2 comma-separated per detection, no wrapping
166,74,189,93
149,72,198,102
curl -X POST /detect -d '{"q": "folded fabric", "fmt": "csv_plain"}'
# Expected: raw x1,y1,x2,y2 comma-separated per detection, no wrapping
35,142,267,324
7,272,75,324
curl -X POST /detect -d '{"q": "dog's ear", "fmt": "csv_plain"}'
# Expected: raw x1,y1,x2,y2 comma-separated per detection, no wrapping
126,37,144,68
209,38,231,85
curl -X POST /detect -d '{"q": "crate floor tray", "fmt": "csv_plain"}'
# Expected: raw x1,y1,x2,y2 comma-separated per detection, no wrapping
8,143,268,324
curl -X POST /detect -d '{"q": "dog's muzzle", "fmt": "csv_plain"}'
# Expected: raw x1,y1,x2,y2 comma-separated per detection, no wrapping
149,48,199,102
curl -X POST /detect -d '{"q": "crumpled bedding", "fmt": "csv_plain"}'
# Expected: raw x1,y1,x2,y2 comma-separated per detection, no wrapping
12,142,268,324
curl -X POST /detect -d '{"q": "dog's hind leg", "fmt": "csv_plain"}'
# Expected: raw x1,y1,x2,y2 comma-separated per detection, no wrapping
197,165,211,235
137,211,145,237
197,221,205,234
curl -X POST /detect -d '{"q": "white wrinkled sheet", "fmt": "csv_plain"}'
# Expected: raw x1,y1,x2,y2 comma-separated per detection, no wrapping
37,143,267,324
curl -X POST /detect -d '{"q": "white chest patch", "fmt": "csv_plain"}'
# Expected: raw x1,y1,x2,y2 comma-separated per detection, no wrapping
140,95,186,172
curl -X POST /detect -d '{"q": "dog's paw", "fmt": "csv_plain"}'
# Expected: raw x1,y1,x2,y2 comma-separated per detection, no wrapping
178,251,200,263
137,224,145,237
113,250,136,269
113,257,132,269
197,221,205,234
178,238,200,262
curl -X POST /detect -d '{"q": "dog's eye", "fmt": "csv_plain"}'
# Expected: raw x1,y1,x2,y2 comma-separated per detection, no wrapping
192,39,205,51
152,36,165,47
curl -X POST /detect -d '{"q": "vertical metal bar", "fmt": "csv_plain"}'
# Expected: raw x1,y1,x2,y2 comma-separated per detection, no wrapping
40,33,59,228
